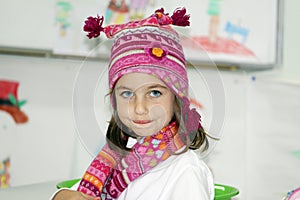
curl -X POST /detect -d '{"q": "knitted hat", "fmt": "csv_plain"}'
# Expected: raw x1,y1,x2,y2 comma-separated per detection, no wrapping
84,8,190,98
84,8,201,132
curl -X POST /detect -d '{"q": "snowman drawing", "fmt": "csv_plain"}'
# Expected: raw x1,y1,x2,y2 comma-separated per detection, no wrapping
0,80,28,188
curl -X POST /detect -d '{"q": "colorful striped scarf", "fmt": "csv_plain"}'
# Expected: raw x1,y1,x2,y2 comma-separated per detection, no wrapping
77,121,185,199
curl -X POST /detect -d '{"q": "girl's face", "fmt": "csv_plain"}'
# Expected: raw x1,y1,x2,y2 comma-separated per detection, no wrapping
114,73,175,137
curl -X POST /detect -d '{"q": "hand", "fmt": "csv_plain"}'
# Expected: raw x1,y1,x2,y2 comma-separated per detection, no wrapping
80,192,101,200
52,189,101,200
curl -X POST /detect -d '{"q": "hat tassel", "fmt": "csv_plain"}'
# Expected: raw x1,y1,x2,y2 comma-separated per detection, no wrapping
171,7,190,27
83,15,104,39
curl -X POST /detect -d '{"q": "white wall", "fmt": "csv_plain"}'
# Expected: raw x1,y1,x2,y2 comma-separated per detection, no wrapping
207,73,300,199
0,56,80,186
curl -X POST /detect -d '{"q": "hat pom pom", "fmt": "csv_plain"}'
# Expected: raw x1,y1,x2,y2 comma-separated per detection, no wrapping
154,8,173,25
171,7,190,27
83,15,104,39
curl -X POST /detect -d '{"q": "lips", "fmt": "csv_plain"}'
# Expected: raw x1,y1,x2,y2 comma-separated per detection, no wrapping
133,120,152,125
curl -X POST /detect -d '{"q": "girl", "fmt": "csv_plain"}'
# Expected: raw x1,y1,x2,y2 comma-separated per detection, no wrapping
52,7,215,200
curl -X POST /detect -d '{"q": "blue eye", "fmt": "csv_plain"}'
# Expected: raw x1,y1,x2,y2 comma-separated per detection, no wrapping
120,91,134,98
149,90,162,97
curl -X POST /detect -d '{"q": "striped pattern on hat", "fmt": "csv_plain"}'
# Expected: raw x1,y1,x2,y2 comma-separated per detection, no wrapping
107,16,189,97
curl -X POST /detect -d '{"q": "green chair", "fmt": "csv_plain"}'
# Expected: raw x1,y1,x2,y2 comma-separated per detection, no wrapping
57,179,239,200
214,184,239,200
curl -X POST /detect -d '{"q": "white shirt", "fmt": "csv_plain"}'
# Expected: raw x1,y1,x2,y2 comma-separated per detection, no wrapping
51,150,214,200
117,149,214,200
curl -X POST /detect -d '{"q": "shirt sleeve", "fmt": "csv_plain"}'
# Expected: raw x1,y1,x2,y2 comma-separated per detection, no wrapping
169,165,214,200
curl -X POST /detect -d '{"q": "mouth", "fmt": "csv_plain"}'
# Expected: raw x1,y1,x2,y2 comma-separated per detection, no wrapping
132,120,152,125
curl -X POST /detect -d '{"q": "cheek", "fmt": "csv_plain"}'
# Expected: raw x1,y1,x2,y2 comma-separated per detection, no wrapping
116,103,127,119
115,101,134,126
149,103,174,121
116,99,132,112
149,105,165,116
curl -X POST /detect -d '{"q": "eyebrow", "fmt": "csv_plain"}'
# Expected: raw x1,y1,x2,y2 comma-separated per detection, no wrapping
116,84,168,91
147,84,168,90
116,86,132,91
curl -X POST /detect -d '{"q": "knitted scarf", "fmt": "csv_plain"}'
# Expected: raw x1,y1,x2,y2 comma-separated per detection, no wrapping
77,121,185,199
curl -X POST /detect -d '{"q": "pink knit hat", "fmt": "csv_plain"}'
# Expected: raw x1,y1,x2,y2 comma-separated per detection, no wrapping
83,8,202,132
83,8,190,98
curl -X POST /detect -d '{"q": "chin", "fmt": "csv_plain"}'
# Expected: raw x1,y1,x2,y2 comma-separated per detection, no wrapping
133,129,155,137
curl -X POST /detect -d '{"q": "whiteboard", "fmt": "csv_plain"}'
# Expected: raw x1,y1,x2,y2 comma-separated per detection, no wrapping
0,0,283,69
0,1,54,50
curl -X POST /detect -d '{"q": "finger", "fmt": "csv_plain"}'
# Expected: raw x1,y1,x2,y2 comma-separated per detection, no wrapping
80,192,101,200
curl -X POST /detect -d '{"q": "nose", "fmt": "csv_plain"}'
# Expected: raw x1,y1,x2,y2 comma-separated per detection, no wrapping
134,96,148,115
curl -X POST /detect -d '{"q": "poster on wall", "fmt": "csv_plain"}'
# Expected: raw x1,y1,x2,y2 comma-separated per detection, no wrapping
53,0,282,68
